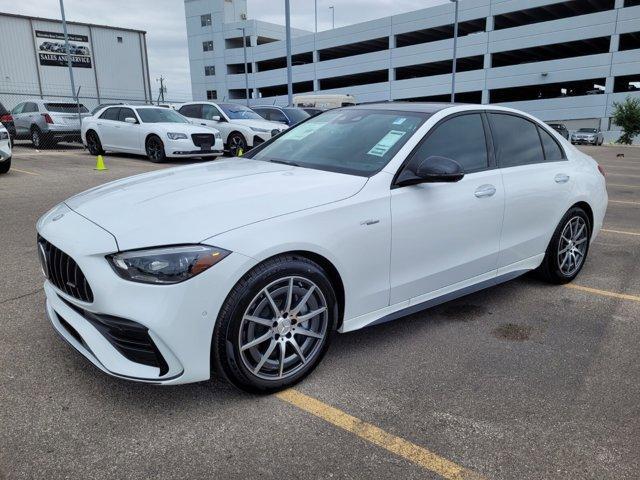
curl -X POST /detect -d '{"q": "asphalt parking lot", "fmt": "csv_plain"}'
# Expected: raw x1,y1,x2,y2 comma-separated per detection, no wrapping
1,143,639,479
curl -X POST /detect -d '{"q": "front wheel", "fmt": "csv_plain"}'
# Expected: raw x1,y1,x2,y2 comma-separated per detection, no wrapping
145,135,166,163
535,207,591,284
0,158,10,174
227,133,247,157
212,255,338,393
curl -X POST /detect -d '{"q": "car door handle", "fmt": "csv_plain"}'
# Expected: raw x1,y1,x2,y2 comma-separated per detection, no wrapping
474,185,496,198
200,123,207,126
555,173,570,184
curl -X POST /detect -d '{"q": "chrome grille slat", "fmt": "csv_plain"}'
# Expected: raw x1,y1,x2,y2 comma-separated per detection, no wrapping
37,235,94,303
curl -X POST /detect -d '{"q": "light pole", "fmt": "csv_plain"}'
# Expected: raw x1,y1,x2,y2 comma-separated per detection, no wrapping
329,6,335,29
285,0,293,105
314,0,318,92
58,0,81,126
237,26,250,106
450,0,459,103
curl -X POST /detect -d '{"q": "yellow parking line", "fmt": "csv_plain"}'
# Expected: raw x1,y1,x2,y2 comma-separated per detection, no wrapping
601,228,640,237
565,284,640,303
609,199,640,206
12,168,41,176
607,183,640,189
276,389,484,480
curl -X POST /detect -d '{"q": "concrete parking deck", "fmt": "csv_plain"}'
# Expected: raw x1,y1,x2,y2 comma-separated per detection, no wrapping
0,144,638,479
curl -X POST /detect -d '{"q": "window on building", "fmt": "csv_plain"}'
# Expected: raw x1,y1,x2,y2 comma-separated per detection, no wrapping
227,63,252,74
624,0,640,7
489,114,545,167
398,91,482,103
613,74,640,93
203,41,214,52
395,19,485,49
395,55,484,81
201,14,212,27
493,0,615,31
319,70,388,90
619,31,640,51
318,38,388,62
206,90,217,100
256,52,312,72
489,78,606,103
117,36,123,43
204,65,216,76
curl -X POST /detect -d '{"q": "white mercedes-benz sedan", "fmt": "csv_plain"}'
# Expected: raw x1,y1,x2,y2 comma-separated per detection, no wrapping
38,103,607,391
81,105,224,162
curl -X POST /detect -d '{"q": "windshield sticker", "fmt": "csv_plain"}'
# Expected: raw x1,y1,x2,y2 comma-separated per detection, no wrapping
285,121,328,141
393,117,407,125
367,130,406,157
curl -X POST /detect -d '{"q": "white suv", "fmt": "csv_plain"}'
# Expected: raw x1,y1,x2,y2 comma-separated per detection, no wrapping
0,124,11,174
178,102,288,156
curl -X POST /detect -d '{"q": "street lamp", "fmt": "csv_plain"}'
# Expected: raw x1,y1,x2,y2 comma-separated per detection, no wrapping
329,6,335,29
450,0,459,103
236,27,250,106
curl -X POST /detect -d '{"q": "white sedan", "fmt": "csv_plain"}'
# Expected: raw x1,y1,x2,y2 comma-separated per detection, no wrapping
177,102,288,156
82,105,224,162
37,103,607,391
0,124,11,174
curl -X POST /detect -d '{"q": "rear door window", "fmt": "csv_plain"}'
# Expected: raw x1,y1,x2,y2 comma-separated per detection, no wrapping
489,113,545,168
269,109,288,124
99,107,120,121
179,104,202,119
118,108,137,123
538,127,565,161
202,104,223,120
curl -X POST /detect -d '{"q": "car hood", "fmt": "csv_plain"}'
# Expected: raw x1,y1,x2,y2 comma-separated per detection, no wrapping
232,119,288,131
64,159,367,250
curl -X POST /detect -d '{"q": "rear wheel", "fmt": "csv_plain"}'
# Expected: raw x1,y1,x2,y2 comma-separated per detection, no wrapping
227,133,247,157
212,255,338,393
145,135,166,163
31,128,43,149
0,158,10,174
86,131,104,155
535,207,591,284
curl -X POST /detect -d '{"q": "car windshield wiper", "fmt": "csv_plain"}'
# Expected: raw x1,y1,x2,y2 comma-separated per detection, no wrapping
269,159,300,167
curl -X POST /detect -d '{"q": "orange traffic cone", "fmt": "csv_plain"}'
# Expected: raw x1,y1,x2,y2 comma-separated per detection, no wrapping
94,155,107,171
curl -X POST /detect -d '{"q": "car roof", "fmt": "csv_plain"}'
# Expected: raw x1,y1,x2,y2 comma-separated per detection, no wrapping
348,102,454,114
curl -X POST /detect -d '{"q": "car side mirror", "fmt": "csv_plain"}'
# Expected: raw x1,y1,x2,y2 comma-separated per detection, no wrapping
210,115,221,122
124,117,137,124
397,156,464,187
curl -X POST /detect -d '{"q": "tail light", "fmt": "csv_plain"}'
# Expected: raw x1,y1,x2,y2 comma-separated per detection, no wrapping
0,113,12,123
42,113,54,124
597,164,606,177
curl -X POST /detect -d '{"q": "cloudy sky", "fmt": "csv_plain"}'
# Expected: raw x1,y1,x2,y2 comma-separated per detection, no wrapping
0,0,444,99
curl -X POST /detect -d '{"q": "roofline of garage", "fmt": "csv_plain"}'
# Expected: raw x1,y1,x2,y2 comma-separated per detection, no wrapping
0,11,147,35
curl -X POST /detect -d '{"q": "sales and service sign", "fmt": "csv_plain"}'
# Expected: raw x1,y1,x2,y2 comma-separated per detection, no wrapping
35,30,92,68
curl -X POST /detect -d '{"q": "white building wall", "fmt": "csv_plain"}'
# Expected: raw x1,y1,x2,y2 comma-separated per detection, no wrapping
185,0,640,140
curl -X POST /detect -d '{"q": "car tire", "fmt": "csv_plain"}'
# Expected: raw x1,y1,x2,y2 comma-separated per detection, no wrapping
31,128,44,149
535,206,591,284
86,130,105,156
0,158,10,174
212,254,338,393
145,135,166,163
227,132,247,157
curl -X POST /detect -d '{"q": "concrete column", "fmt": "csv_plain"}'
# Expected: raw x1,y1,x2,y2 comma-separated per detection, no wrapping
388,34,395,101
482,16,494,104
313,50,320,92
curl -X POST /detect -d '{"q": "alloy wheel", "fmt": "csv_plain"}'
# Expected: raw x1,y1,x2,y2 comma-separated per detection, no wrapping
557,216,588,277
238,276,329,380
147,138,163,161
32,130,40,148
228,135,245,156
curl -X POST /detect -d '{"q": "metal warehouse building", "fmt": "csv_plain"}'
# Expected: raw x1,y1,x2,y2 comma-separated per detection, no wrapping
0,12,152,111
185,0,640,139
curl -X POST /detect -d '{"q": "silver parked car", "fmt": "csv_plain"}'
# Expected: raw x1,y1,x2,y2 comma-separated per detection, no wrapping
571,128,604,146
11,100,90,148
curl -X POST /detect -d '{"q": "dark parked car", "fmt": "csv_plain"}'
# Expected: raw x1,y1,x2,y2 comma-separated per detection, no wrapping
251,105,310,126
547,123,569,140
0,102,16,146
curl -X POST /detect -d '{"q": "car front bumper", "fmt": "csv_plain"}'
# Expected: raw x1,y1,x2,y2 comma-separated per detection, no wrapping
166,137,224,158
37,203,253,385
571,138,597,145
0,139,10,161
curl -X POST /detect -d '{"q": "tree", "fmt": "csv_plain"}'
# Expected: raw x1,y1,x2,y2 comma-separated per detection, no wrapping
612,96,640,145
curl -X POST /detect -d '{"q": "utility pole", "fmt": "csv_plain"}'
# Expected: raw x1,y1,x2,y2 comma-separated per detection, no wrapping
157,76,166,104
450,0,459,103
58,0,77,102
329,6,335,29
285,0,293,106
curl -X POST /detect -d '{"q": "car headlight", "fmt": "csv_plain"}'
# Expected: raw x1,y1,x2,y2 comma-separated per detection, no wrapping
250,127,271,133
107,245,230,284
167,132,188,140
0,131,8,140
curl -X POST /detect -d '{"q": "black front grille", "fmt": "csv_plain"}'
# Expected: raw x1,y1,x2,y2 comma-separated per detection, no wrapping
60,296,169,375
191,133,214,147
38,235,94,303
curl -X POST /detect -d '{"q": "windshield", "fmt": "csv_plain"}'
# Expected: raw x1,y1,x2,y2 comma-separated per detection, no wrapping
136,108,189,123
248,109,427,177
578,128,597,133
45,103,89,114
283,108,310,123
218,103,263,120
